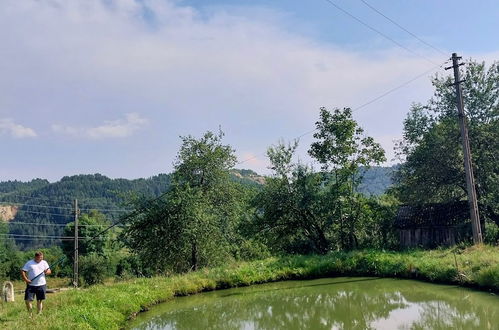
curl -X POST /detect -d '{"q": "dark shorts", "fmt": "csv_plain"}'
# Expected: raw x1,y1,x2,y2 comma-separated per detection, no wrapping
24,285,46,301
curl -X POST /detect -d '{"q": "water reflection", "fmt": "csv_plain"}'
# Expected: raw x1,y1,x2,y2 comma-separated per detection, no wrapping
131,277,499,330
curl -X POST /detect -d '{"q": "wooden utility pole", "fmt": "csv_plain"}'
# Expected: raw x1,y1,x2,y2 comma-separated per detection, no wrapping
446,53,483,244
73,199,79,287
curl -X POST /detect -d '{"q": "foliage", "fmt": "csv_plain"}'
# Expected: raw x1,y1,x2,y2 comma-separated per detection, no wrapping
0,244,69,281
0,173,172,250
309,107,386,250
394,60,499,226
1,246,499,329
79,253,109,286
484,221,499,245
124,130,253,273
251,108,388,253
62,210,114,260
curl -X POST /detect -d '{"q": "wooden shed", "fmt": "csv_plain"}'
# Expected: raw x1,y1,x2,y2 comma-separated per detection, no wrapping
393,201,472,248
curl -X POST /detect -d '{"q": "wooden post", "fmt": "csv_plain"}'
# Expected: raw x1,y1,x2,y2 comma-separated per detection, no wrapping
446,53,483,244
73,199,79,287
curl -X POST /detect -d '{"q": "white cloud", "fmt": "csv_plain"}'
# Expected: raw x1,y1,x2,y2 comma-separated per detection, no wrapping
52,113,148,139
0,119,37,138
1,0,496,179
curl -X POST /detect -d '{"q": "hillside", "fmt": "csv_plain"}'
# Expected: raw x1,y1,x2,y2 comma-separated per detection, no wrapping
357,165,397,196
0,166,395,249
0,174,172,249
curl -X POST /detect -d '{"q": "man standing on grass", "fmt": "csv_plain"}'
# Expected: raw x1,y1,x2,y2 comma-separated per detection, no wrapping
21,251,51,317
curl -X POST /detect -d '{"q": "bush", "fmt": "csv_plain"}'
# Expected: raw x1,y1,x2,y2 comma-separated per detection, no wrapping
79,254,108,286
236,239,272,261
484,221,499,245
115,254,154,279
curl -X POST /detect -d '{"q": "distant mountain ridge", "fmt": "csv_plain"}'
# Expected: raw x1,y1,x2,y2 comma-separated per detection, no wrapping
0,166,395,249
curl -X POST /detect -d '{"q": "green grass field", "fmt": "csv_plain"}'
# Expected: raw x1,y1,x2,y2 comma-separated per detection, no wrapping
1,245,498,329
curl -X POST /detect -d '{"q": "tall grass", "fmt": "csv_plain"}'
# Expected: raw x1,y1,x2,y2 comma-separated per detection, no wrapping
1,245,498,329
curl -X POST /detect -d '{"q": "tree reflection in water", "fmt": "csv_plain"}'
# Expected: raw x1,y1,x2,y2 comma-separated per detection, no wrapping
131,277,499,330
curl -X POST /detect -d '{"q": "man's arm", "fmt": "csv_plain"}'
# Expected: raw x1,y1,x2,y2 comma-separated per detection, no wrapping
21,270,31,284
44,261,51,275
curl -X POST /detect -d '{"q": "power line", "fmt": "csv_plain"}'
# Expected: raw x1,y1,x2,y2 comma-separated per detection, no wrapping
0,234,106,240
79,207,131,213
353,62,446,112
1,237,74,241
15,210,73,217
360,0,447,56
0,193,73,203
322,0,439,65
0,201,73,210
0,201,131,213
7,222,126,227
237,60,448,166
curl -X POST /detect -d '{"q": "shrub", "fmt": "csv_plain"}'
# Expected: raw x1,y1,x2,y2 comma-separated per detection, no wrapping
484,221,499,245
79,254,108,286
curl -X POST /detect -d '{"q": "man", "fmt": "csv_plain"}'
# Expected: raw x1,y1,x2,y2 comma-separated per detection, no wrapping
21,251,51,317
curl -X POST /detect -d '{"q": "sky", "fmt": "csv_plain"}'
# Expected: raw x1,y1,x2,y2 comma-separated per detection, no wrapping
1,0,498,182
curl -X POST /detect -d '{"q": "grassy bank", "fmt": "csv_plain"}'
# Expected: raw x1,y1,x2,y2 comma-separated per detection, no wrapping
1,245,498,329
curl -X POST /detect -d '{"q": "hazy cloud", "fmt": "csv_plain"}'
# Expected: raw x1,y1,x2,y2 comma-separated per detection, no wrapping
0,119,37,138
52,113,148,139
1,0,495,180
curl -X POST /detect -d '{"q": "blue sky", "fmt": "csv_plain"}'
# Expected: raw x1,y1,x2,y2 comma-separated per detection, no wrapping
1,0,498,181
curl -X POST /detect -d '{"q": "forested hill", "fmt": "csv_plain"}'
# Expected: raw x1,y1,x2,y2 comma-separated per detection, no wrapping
357,165,398,196
0,166,394,213
0,166,394,249
0,174,172,249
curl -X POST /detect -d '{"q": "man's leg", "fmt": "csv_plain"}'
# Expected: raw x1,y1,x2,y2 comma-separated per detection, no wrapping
35,285,46,315
25,300,33,317
36,300,43,315
24,286,34,317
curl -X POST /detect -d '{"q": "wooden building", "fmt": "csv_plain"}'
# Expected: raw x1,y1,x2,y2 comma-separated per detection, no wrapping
393,201,472,248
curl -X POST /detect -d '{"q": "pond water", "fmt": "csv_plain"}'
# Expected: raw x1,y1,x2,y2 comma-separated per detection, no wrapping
130,277,499,330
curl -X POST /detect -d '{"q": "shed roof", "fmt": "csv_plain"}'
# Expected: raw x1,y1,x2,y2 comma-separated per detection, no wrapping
394,201,470,229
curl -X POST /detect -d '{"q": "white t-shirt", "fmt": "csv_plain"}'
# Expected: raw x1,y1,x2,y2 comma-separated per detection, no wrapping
22,259,50,286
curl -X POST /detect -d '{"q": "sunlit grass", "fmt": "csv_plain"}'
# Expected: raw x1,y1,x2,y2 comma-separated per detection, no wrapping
1,245,498,329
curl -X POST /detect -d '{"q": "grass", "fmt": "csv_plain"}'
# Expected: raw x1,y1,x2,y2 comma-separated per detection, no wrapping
1,245,498,329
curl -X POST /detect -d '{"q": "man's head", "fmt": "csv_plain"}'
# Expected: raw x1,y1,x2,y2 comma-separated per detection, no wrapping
34,251,44,263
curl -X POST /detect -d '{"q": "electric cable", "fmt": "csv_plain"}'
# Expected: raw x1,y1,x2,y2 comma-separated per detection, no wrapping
237,60,448,165
322,0,439,66
360,0,447,56
28,190,170,282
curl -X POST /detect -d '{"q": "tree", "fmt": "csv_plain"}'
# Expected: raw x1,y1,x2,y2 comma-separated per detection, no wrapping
309,107,386,249
251,108,386,253
251,141,331,254
124,130,247,273
394,60,499,226
62,210,112,260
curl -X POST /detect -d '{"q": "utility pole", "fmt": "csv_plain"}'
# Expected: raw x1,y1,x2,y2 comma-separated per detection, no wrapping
73,199,79,287
445,53,483,244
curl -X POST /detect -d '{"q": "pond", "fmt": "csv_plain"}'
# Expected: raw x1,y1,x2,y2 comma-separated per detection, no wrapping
130,277,499,329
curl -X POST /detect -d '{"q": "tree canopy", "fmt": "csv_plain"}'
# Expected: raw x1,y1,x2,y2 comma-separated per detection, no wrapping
394,60,499,225
124,130,254,273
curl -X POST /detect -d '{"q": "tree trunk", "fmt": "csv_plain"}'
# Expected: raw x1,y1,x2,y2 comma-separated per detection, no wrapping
191,240,198,271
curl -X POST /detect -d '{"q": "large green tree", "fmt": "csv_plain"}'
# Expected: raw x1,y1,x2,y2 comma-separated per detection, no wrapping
251,141,331,254
394,60,499,225
124,130,249,273
62,210,113,259
309,107,386,249
252,108,387,253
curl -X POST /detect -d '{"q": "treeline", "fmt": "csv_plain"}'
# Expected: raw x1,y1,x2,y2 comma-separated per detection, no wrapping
123,109,397,275
121,59,499,275
1,59,498,285
0,167,394,251
0,173,172,249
